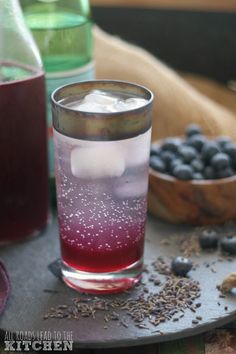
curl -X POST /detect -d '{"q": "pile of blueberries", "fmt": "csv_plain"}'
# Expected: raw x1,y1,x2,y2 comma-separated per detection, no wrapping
150,124,236,180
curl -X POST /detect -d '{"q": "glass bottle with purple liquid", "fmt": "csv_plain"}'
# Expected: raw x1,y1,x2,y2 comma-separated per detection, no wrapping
0,0,49,243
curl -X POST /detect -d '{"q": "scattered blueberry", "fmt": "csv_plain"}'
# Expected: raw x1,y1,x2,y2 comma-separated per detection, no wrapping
202,141,220,162
221,235,236,255
178,145,197,163
187,134,207,152
150,156,166,173
186,124,202,137
191,158,204,172
173,164,193,180
171,256,193,276
204,166,215,179
199,229,218,249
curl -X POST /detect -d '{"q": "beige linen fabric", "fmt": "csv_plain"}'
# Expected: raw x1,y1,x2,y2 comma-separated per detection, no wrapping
94,26,236,141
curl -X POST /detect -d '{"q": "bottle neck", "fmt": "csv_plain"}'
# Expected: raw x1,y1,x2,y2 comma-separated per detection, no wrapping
1,0,23,23
0,0,43,69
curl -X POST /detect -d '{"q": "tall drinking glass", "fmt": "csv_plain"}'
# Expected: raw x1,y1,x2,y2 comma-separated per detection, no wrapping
52,80,153,293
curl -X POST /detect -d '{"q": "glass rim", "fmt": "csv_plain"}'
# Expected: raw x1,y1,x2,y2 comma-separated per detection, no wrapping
51,79,154,141
51,79,153,116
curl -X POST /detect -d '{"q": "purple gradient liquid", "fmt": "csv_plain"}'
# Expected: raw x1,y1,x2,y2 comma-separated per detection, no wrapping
54,128,151,273
59,180,146,272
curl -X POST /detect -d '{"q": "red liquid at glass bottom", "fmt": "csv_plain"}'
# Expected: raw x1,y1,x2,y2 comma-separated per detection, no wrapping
61,222,145,273
0,62,49,243
60,218,145,293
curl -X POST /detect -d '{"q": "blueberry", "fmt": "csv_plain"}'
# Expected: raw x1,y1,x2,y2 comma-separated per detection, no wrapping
170,159,184,174
202,141,220,162
173,164,194,180
185,124,202,137
221,235,236,255
224,142,236,152
216,168,234,179
178,145,197,163
211,153,231,170
191,158,204,172
161,138,182,153
199,229,218,249
160,151,175,167
150,156,166,173
204,166,215,179
193,173,204,180
215,136,231,148
171,256,193,276
187,134,207,152
224,143,236,163
150,144,161,156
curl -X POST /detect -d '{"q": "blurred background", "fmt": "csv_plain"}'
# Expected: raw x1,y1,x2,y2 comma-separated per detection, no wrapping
91,0,236,85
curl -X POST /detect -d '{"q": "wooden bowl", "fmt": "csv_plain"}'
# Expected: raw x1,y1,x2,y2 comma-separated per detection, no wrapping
148,161,236,226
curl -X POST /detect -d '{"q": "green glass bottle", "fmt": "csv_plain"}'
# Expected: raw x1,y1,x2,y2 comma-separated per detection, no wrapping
20,0,94,185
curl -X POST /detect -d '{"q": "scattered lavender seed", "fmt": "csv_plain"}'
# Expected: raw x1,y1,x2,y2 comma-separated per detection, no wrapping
195,303,201,308
44,257,201,330
120,319,129,328
190,307,196,313
137,324,148,329
196,316,202,321
154,279,161,286
43,289,59,294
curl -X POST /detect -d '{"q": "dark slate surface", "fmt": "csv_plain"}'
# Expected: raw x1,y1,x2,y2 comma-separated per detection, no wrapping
0,216,236,348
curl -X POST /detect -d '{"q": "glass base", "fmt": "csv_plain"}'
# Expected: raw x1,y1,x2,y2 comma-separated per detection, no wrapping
61,258,143,294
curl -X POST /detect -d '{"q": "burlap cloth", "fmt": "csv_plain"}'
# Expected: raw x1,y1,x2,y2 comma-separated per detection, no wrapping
94,26,236,141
